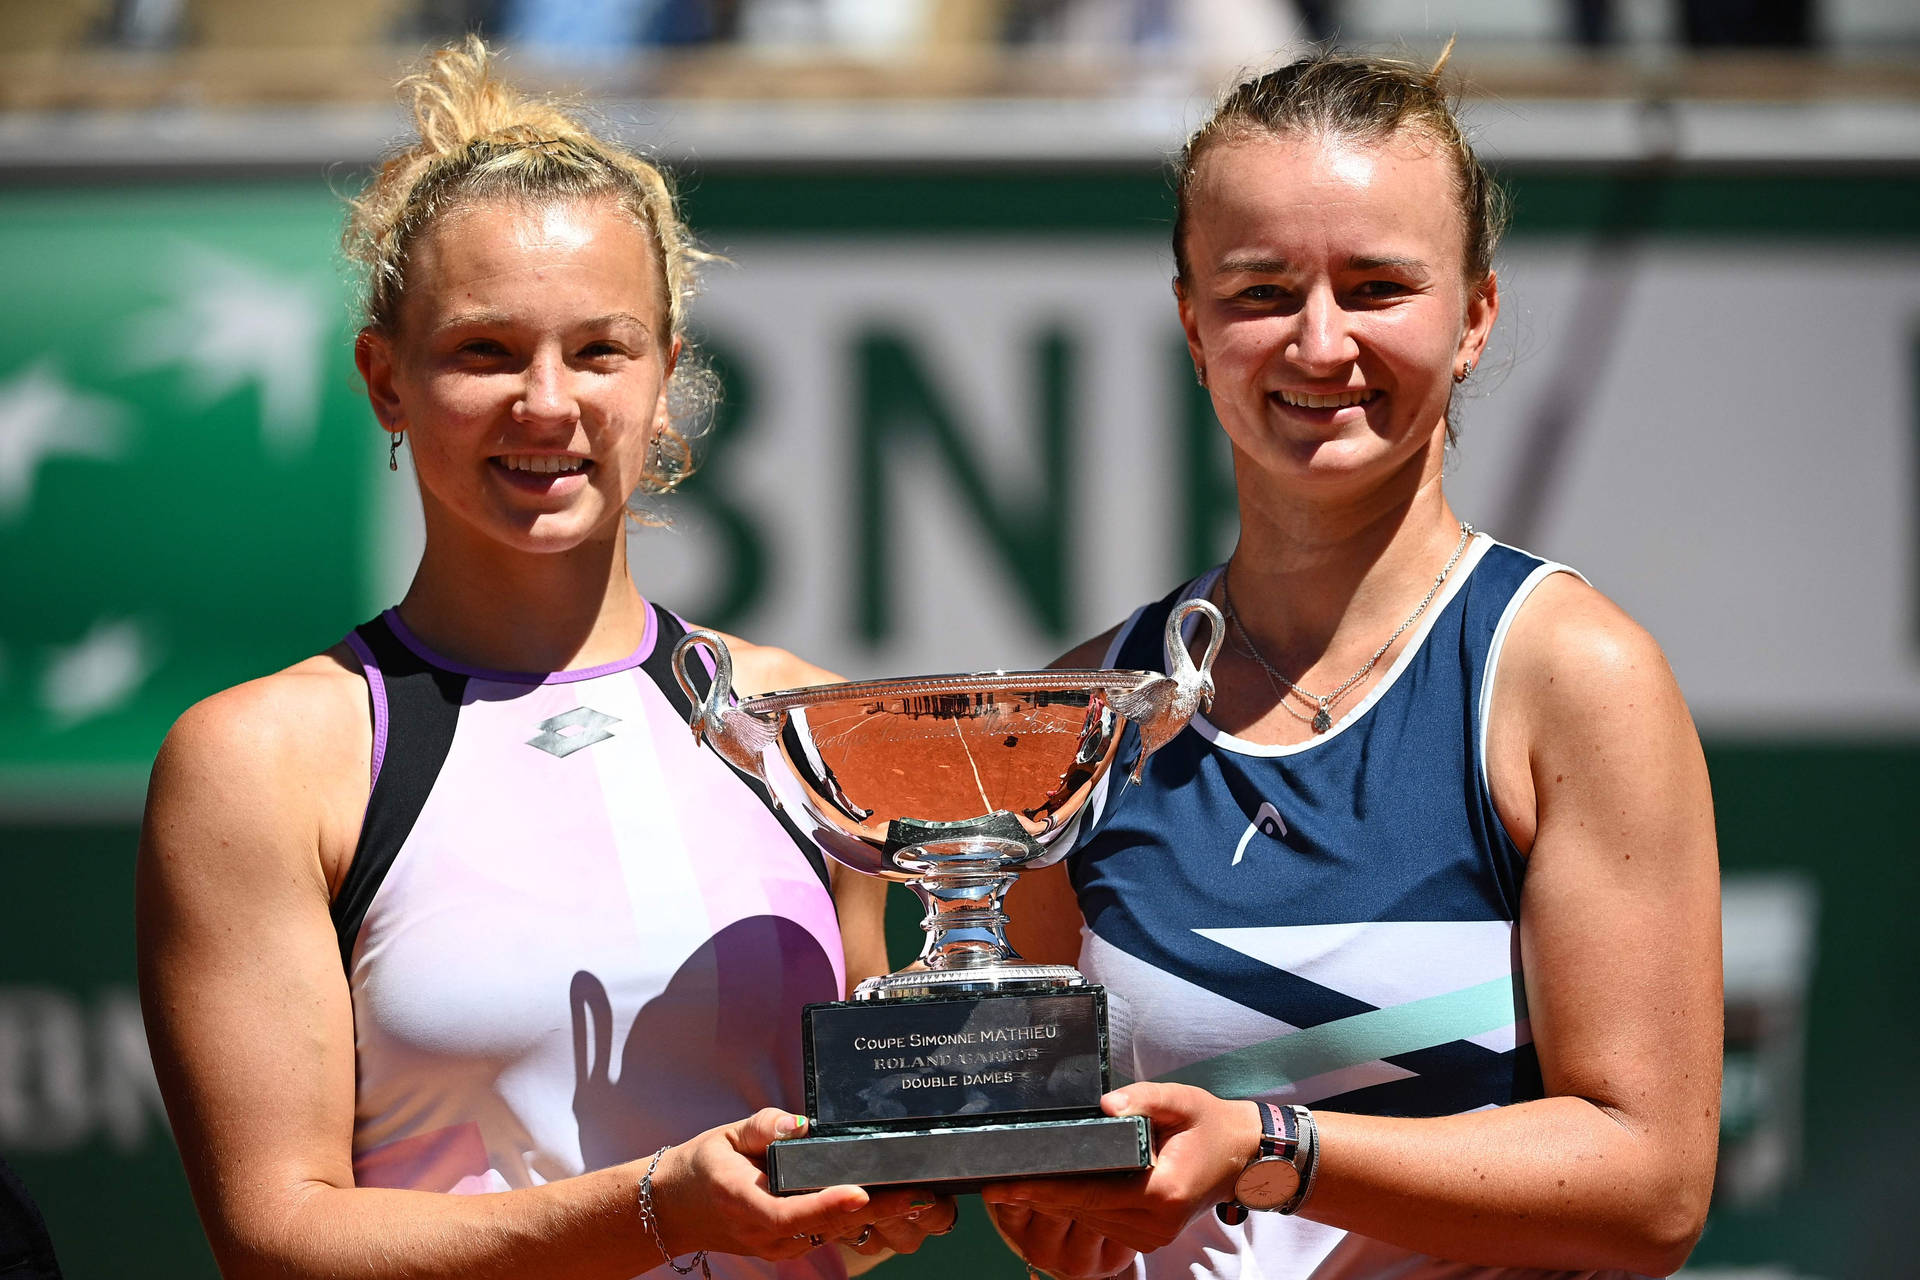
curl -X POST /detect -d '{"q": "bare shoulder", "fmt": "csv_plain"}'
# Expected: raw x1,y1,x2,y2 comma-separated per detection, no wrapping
1488,570,1707,855
157,647,367,783
145,646,371,891
708,630,842,698
1498,572,1689,729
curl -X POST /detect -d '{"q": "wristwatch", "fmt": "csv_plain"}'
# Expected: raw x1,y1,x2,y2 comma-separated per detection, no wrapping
1215,1102,1316,1224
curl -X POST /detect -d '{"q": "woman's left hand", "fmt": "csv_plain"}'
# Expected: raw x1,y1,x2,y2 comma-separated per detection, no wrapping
985,1201,1138,1280
980,1084,1260,1254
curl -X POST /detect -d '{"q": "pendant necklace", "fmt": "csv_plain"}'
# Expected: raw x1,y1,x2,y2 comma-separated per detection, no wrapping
1222,522,1474,734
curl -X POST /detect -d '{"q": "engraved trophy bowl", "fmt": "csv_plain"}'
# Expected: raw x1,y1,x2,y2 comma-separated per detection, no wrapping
669,600,1223,1192
670,598,1224,1002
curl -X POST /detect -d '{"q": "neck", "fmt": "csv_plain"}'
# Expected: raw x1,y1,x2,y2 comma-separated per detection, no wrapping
396,516,649,675
1222,434,1464,667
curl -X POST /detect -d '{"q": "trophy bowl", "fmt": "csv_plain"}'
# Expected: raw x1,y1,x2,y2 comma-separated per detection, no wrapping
670,599,1222,1191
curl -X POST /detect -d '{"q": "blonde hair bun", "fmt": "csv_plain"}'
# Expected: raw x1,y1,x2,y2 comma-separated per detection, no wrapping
344,37,716,511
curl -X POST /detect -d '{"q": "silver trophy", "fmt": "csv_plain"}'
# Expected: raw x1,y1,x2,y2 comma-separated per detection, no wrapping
672,599,1222,1191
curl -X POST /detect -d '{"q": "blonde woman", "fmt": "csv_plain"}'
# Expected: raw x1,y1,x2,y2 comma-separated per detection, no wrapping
136,41,953,1280
986,49,1721,1280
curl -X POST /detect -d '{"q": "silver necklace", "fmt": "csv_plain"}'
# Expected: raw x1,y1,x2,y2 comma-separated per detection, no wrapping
1223,521,1474,734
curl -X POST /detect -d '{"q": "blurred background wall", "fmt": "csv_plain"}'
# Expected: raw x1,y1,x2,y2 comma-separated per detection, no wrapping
2,1,1917,1276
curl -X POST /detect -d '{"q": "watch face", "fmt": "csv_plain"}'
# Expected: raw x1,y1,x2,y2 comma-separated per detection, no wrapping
1232,1157,1302,1211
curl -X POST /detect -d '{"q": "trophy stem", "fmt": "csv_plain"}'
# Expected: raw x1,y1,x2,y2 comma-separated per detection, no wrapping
853,846,1086,1000
910,863,1022,971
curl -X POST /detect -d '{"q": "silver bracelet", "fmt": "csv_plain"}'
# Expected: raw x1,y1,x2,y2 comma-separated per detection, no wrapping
639,1145,712,1279
1279,1105,1319,1216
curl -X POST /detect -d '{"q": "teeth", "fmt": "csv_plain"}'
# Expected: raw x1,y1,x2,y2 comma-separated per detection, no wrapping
1279,389,1373,409
500,454,587,474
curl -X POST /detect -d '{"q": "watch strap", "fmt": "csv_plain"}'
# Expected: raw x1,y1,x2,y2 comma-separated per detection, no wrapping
1277,1105,1319,1216
1255,1100,1299,1160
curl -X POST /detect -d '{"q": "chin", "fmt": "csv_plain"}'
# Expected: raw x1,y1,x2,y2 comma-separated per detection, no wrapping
489,507,624,556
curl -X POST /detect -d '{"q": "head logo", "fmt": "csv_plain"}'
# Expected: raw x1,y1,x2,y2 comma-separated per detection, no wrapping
1231,801,1289,866
527,705,620,758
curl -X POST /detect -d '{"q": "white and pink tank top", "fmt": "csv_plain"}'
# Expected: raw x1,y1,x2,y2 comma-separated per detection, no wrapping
334,604,845,1280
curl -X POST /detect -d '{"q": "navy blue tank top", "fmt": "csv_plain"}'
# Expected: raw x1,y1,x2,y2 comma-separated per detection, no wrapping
1069,537,1574,1120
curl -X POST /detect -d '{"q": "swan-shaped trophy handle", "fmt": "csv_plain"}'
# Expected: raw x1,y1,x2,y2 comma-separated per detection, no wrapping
671,629,775,786
1107,597,1224,784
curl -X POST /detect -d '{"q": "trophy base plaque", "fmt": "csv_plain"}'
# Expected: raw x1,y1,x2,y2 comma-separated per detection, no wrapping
767,1113,1150,1194
770,985,1151,1193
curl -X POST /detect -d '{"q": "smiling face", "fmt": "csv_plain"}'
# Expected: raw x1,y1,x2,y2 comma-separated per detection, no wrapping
1176,130,1496,503
356,196,678,557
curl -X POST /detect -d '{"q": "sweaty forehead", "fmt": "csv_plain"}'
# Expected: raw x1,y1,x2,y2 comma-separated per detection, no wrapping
1187,131,1465,270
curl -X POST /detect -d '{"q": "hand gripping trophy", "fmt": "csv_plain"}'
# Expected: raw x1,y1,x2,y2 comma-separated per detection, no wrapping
672,600,1223,1192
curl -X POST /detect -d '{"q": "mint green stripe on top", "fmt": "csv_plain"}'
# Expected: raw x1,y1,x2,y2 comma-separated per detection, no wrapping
1158,977,1521,1098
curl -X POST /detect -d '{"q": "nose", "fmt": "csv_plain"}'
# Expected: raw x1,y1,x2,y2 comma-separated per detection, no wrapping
1286,284,1357,374
513,348,579,427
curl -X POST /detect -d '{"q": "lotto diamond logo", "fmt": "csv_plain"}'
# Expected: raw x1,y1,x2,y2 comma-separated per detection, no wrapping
527,706,620,758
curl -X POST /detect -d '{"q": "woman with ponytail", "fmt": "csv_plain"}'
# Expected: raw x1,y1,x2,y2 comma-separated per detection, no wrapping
983,47,1721,1280
136,40,954,1280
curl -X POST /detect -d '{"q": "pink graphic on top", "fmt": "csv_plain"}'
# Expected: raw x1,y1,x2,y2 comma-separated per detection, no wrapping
635,674,845,1000
347,622,846,1228
354,1121,507,1194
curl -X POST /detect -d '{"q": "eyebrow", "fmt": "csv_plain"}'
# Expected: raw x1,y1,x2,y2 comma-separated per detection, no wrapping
1216,255,1293,275
583,312,654,334
1213,253,1431,275
1347,254,1430,274
435,308,513,332
434,310,654,334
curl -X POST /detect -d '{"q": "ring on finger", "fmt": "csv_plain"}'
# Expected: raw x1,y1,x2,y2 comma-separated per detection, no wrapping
852,1224,874,1248
808,1234,824,1247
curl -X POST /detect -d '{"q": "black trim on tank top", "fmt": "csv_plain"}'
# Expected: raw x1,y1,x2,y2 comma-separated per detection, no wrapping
641,607,833,893
331,615,467,971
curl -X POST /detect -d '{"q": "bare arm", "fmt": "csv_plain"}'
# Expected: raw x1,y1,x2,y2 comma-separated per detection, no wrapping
988,578,1721,1276
137,664,908,1280
1284,577,1722,1270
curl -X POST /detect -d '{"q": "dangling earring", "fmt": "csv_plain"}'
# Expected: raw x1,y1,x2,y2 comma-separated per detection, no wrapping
1195,365,1208,387
1453,361,1474,384
388,432,403,471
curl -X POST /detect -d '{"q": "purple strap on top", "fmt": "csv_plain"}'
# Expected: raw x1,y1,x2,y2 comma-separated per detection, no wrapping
343,630,390,794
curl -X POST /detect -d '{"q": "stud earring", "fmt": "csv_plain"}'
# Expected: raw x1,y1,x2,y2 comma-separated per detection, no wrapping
388,432,403,471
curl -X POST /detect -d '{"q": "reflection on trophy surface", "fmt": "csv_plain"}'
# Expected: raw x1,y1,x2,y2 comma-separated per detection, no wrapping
672,599,1222,1191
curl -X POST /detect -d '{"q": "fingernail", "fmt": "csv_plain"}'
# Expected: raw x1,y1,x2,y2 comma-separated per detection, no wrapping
908,1197,933,1209
774,1114,804,1139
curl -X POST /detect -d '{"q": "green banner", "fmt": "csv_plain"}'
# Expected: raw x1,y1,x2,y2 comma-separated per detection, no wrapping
1,186,371,807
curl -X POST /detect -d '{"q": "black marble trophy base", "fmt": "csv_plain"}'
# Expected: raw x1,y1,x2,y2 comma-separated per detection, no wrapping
768,985,1150,1193
766,1113,1149,1193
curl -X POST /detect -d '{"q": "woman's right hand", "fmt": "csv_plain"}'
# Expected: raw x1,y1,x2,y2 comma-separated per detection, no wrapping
651,1108,942,1262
